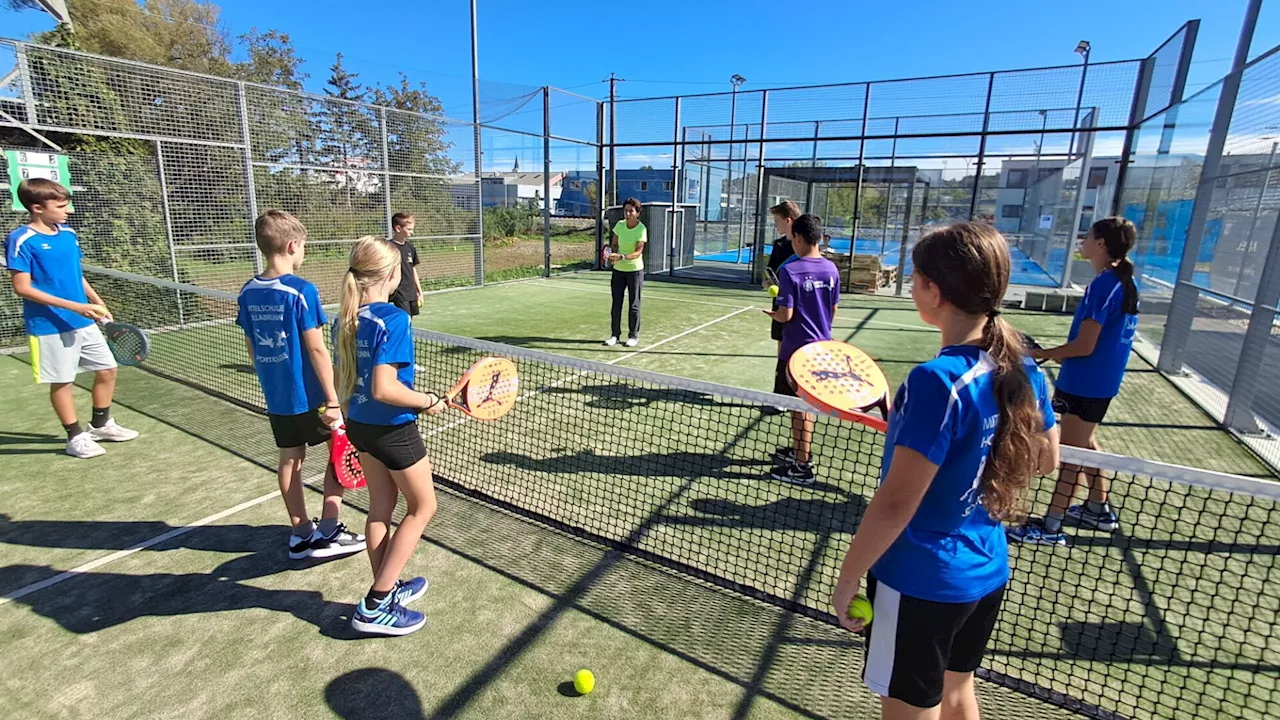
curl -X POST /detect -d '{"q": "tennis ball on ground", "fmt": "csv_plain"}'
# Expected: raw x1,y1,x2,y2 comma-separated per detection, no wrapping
768,284,779,297
574,669,595,695
847,593,873,625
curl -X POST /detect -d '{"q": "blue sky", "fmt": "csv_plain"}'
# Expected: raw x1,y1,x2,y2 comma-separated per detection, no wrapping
3,0,1279,173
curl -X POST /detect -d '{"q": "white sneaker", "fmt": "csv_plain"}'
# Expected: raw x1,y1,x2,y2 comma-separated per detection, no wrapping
624,337,638,347
604,336,618,346
88,418,139,443
66,432,106,459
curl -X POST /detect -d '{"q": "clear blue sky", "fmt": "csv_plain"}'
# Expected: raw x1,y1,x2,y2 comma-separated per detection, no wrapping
3,0,1278,116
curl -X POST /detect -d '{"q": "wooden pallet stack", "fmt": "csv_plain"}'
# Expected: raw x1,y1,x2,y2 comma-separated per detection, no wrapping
824,252,893,293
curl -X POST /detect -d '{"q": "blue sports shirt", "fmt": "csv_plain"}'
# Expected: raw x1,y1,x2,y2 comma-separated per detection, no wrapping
236,274,328,416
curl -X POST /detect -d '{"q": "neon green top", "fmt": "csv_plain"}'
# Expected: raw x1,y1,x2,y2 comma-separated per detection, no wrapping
611,220,646,273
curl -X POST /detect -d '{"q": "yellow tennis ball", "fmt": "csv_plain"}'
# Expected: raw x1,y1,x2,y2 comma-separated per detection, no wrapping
768,284,779,297
574,669,595,695
847,593,873,625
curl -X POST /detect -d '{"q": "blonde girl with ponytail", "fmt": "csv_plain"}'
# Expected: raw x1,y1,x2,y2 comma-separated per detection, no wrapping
336,236,446,637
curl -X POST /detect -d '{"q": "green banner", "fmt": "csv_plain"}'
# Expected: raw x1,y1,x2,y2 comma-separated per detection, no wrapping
6,150,73,212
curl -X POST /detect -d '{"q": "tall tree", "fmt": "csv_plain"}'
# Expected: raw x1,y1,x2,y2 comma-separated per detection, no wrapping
321,53,371,208
369,73,463,233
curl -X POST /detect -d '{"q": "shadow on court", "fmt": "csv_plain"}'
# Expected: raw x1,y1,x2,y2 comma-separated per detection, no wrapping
326,668,427,720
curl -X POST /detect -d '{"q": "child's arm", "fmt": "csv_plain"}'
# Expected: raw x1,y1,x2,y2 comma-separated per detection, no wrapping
831,447,939,629
371,364,444,415
301,327,342,425
763,271,795,322
243,336,255,368
412,266,423,301
763,306,793,322
1036,320,1100,361
82,278,112,320
10,271,107,319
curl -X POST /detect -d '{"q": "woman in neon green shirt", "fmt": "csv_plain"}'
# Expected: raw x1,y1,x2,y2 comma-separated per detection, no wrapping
605,197,647,347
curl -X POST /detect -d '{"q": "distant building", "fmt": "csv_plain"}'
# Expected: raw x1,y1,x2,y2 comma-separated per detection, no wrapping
479,172,563,210
559,169,679,215
992,157,1121,236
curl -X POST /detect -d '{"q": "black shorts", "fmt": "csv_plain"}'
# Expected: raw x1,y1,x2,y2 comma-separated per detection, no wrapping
345,419,427,471
863,572,1005,709
268,411,330,449
390,291,420,316
1053,389,1112,424
770,301,784,341
774,355,797,397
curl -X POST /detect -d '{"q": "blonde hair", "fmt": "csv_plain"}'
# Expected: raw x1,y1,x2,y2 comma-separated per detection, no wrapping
254,210,308,256
335,236,402,406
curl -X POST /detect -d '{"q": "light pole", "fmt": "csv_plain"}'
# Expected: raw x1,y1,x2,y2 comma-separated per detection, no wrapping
1069,40,1091,158
727,73,746,260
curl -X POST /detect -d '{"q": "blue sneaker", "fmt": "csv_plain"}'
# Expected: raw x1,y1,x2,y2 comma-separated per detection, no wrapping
1007,519,1069,547
393,577,428,606
350,595,426,637
1065,504,1119,532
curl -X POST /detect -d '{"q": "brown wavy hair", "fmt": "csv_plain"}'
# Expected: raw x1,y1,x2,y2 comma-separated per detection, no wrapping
912,222,1041,521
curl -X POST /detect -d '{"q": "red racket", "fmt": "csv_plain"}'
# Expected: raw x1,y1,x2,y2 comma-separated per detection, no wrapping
329,422,366,489
788,340,890,432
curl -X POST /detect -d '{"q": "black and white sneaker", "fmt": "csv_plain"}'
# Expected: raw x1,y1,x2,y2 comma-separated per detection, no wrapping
287,532,314,560
774,446,795,464
309,522,367,559
770,460,816,485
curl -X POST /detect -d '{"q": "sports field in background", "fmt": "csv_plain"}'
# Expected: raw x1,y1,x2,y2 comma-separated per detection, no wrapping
1,270,1275,719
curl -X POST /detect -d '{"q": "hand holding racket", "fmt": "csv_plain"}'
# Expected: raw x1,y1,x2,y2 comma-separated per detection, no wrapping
1022,333,1048,365
425,356,519,421
99,319,151,366
788,340,890,432
763,267,780,297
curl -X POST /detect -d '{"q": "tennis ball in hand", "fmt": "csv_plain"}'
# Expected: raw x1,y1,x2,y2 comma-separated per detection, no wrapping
847,594,873,625
768,284,779,298
574,669,595,695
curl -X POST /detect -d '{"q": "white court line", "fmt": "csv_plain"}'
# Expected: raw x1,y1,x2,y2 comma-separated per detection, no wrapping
536,282,935,332
0,488,285,606
419,306,754,440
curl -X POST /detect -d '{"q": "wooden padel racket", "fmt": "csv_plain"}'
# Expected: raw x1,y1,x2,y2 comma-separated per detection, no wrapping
100,320,151,366
329,421,366,489
788,340,890,432
437,356,519,421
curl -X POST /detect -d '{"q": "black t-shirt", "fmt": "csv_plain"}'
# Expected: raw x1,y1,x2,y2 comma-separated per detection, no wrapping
391,239,420,299
768,236,794,341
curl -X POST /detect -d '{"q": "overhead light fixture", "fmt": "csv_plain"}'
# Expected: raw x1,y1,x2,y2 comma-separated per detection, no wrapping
1075,40,1091,56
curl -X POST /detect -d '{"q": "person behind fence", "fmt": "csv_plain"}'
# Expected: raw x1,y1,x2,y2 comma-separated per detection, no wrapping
5,177,139,459
335,236,447,637
387,212,422,317
763,200,802,416
830,222,1059,720
604,197,647,348
236,209,367,562
1008,216,1139,547
763,213,839,485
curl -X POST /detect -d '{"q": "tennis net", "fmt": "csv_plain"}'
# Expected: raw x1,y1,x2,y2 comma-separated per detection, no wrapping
79,264,1280,720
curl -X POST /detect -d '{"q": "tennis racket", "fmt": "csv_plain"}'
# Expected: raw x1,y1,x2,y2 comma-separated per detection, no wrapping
601,244,614,268
763,266,780,293
1022,333,1048,365
328,421,366,489
99,320,151,366
436,356,519,420
787,340,890,432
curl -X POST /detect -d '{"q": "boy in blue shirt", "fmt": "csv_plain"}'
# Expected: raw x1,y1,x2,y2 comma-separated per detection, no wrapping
236,210,366,561
764,214,840,485
831,223,1058,717
5,178,138,459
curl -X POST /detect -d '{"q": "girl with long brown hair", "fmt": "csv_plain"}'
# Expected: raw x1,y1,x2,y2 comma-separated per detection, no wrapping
831,222,1059,719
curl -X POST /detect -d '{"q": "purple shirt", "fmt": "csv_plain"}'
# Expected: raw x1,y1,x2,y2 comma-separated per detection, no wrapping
776,255,841,360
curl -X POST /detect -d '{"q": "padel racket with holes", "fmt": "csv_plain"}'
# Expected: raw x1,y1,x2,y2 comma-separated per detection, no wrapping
329,422,366,489
1022,333,1048,365
788,340,890,432
437,356,519,420
99,320,151,366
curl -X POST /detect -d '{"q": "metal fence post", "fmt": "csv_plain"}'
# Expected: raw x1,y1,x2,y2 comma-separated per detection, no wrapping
751,90,769,284
236,81,263,274
1223,204,1280,432
154,140,185,325
849,84,870,290
14,42,39,127
669,96,681,277
595,101,605,269
380,106,392,236
543,87,552,278
1062,109,1097,288
1113,56,1155,216
895,180,915,296
1158,0,1261,374
970,73,995,219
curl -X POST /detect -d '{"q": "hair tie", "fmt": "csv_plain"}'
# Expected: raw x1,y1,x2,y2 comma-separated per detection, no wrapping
986,309,1001,319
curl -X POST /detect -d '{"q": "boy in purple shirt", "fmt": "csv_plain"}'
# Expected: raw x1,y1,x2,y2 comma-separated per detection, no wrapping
764,214,840,484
